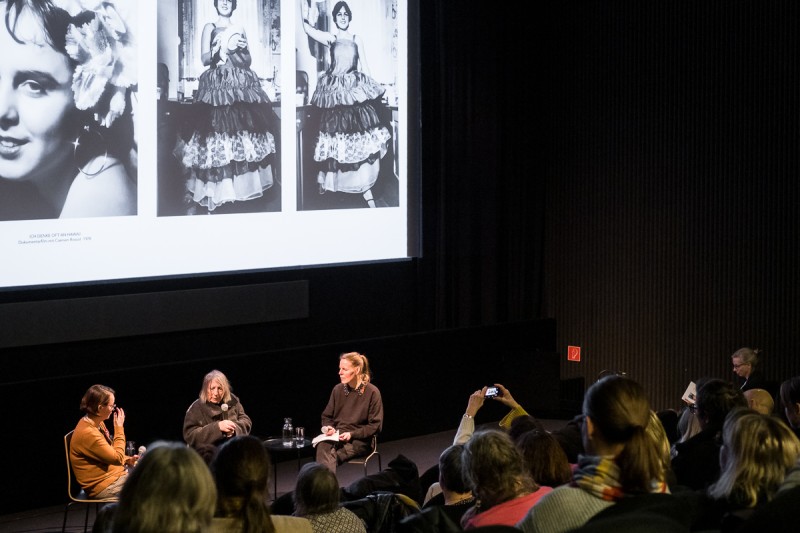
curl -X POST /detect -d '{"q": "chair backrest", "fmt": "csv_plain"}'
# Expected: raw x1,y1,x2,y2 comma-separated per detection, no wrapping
65,430,81,501
65,430,116,503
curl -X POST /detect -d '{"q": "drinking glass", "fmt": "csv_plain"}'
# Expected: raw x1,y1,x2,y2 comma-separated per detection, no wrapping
126,441,135,456
295,426,305,446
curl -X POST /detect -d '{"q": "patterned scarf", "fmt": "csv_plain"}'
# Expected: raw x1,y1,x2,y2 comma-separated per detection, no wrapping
571,455,669,501
572,455,626,501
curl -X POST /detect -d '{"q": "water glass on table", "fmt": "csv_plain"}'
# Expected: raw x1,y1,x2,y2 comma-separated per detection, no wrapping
295,426,305,446
126,441,135,456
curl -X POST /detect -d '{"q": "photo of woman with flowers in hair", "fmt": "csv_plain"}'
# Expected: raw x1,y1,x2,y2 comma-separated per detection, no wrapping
0,0,137,221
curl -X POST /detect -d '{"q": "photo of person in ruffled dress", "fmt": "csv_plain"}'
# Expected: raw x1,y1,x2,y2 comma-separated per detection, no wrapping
299,0,396,210
177,0,279,215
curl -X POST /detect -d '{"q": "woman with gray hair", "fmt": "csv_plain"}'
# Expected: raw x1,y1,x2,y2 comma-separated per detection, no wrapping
460,429,552,529
183,369,252,461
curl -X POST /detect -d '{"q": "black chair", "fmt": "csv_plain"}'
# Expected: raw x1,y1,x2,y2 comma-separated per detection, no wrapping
62,430,117,533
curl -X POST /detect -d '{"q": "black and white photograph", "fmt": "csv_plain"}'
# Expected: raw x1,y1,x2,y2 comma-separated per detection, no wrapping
296,0,400,210
157,0,282,216
1,0,412,290
0,0,138,221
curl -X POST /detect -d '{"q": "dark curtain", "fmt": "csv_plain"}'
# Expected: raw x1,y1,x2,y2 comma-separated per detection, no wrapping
418,2,547,330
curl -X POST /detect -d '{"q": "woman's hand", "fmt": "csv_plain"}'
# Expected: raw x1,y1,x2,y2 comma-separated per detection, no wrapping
465,388,485,417
113,407,126,426
218,420,237,437
322,425,336,436
339,431,352,442
125,455,139,467
235,35,248,49
493,383,521,409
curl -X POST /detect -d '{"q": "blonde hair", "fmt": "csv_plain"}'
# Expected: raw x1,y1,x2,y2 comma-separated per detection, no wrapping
646,411,671,482
708,409,800,507
112,441,216,533
340,352,372,384
199,369,232,404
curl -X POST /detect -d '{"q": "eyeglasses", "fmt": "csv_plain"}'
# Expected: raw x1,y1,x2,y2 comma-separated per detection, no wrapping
688,404,697,413
104,403,117,409
732,363,751,369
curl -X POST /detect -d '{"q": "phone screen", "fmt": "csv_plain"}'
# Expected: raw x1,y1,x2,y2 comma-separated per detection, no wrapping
485,387,499,398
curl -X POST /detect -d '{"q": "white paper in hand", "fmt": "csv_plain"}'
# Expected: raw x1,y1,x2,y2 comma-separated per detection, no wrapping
312,430,340,447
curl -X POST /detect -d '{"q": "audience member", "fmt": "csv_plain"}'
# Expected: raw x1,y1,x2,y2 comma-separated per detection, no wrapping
508,415,547,445
779,376,800,439
731,347,764,392
414,444,475,526
453,384,583,462
294,462,367,532
690,408,800,531
111,441,216,533
70,384,137,499
184,370,252,462
671,405,701,461
210,435,312,533
516,429,572,488
671,378,747,490
461,429,552,529
735,459,800,532
646,410,676,488
517,375,668,533
743,388,775,415
655,409,680,446
316,352,383,473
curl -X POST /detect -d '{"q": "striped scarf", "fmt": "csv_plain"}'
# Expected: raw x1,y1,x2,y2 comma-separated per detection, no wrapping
572,455,669,501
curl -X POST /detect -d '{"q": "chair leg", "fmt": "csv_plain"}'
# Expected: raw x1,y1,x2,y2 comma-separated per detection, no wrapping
62,502,70,533
83,503,91,532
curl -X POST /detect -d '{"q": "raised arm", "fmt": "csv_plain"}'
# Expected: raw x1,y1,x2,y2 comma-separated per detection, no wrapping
300,0,335,46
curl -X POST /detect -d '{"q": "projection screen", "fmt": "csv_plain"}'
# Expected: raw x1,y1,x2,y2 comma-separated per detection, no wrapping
0,0,418,293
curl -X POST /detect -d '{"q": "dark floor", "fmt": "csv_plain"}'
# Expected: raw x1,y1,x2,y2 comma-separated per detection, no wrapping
1,420,568,533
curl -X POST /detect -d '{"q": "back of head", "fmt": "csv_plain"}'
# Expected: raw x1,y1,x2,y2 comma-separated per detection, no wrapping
516,429,572,487
779,376,800,426
696,379,747,430
743,388,775,415
583,375,661,493
507,415,545,445
112,441,216,533
462,429,534,509
709,409,800,507
438,444,470,494
646,411,671,482
210,435,274,533
294,461,341,516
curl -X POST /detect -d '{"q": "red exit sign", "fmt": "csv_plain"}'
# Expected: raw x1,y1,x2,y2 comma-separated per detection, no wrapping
567,346,581,362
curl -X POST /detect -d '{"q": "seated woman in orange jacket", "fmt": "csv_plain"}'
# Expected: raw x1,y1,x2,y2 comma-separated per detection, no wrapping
70,384,137,498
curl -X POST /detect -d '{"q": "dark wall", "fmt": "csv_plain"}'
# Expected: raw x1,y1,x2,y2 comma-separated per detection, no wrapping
539,0,800,409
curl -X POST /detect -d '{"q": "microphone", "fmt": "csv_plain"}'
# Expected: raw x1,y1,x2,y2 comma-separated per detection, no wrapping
138,445,146,456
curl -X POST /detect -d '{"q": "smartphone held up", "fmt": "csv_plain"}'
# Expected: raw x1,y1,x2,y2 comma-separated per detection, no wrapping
485,386,502,399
